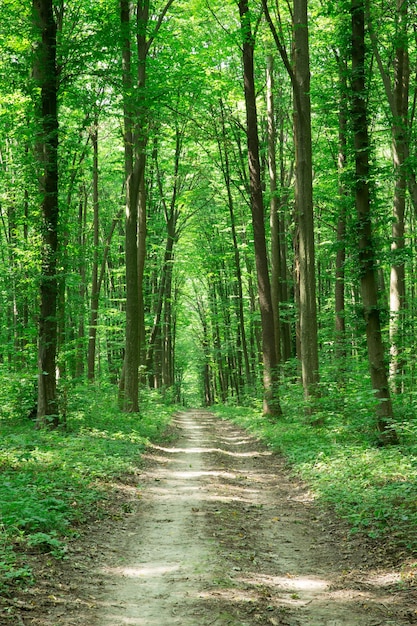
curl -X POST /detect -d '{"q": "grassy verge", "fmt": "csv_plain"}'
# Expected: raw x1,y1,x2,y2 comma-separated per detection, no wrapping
212,383,417,558
0,381,176,592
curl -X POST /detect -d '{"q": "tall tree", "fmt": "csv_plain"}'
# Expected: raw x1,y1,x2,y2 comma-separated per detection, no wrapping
334,49,348,364
87,121,100,381
120,0,140,412
351,0,398,444
119,0,174,412
267,55,281,367
32,0,60,427
366,0,409,390
263,0,320,404
238,0,281,416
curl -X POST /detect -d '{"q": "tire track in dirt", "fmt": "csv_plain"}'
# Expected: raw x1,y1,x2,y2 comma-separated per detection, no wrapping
86,409,415,626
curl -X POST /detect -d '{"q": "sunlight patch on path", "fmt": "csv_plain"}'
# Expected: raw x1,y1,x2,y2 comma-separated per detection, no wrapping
90,410,411,626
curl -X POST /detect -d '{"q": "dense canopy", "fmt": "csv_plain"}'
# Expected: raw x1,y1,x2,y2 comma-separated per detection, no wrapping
0,0,416,441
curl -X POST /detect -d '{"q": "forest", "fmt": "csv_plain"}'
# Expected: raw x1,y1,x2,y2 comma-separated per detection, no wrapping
1,0,417,602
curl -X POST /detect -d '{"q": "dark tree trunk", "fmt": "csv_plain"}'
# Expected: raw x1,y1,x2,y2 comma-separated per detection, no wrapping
33,0,59,427
238,0,281,416
351,0,398,444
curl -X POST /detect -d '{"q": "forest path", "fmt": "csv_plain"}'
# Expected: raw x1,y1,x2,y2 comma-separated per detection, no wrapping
14,410,416,625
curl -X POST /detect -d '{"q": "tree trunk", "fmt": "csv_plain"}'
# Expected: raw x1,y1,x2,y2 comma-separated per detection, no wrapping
267,55,282,367
366,0,409,390
33,0,59,428
293,0,320,404
87,123,100,381
120,0,141,412
351,0,398,444
76,191,87,378
238,0,281,416
335,56,348,363
218,99,251,389
389,0,408,391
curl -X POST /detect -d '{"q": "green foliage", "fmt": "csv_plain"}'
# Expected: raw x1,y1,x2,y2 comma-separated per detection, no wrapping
0,380,176,592
213,371,417,554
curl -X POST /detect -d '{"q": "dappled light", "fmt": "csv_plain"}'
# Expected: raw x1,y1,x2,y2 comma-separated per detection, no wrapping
151,443,272,458
90,411,411,626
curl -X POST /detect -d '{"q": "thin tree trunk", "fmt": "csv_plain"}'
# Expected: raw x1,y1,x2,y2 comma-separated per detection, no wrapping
293,0,320,404
389,0,408,390
351,0,398,444
218,99,251,388
238,0,281,416
87,122,100,381
262,0,319,402
267,55,281,367
366,0,409,390
33,0,59,427
335,56,348,363
120,0,140,412
76,191,87,378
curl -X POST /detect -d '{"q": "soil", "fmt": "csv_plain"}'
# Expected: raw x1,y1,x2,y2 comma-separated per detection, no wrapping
2,409,417,625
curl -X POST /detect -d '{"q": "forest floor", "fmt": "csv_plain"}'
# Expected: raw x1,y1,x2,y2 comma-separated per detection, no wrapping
3,409,417,626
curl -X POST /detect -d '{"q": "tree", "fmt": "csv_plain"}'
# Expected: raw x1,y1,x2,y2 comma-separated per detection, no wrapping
32,0,60,427
366,0,409,391
351,0,398,444
262,0,320,405
238,0,281,416
119,0,175,412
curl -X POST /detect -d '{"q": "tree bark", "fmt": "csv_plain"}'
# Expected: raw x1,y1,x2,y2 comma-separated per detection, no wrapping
120,0,141,412
238,0,281,416
266,55,281,367
33,0,60,427
351,0,398,444
293,0,320,404
262,0,319,404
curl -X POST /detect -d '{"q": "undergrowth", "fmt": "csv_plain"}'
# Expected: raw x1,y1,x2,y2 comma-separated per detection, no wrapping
213,370,417,557
0,379,176,593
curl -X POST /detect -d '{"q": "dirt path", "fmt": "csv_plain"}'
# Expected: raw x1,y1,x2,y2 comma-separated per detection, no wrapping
5,410,417,625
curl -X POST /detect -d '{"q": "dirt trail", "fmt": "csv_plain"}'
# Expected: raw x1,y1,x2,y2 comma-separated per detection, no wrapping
6,410,417,625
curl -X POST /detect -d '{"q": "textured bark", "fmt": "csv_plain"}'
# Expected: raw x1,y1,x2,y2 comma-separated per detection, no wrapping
33,0,59,427
293,0,320,403
351,0,398,444
120,0,142,412
238,0,281,416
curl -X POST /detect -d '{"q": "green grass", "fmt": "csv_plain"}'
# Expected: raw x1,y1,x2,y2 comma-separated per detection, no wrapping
0,380,177,592
213,379,417,556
